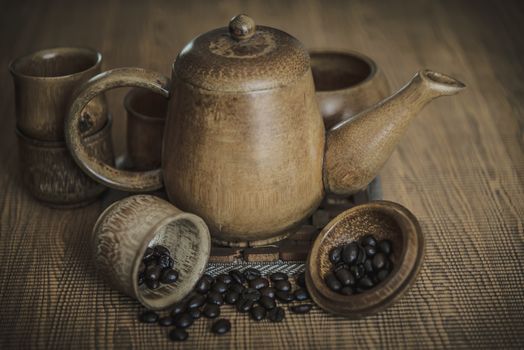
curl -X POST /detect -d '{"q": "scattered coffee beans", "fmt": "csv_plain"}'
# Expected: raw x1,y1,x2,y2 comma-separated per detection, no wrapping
138,245,179,291
326,235,393,295
138,267,315,342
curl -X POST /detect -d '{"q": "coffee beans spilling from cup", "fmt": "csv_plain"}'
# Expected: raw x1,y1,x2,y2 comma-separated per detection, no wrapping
138,245,179,290
325,235,393,294
138,268,313,342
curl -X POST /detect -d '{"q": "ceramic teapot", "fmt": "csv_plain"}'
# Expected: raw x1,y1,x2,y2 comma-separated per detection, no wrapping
65,15,464,246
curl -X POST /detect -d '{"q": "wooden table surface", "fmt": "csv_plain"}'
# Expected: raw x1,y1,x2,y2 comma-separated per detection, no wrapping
1,0,523,348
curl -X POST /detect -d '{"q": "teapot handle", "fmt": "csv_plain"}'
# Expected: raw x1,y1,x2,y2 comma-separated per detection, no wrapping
65,67,170,192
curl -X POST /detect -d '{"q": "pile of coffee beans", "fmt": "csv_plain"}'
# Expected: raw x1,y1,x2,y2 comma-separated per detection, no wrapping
138,245,179,290
326,235,393,294
138,268,313,342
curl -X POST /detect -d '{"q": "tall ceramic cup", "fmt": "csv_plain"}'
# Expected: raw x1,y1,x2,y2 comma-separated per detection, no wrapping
124,88,167,170
9,47,108,141
310,51,390,129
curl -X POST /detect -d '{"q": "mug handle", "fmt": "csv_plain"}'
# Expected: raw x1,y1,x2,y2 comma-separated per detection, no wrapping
65,67,170,192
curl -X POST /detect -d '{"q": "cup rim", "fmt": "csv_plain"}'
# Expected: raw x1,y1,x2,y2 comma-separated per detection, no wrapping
124,88,167,122
309,50,378,93
8,46,102,81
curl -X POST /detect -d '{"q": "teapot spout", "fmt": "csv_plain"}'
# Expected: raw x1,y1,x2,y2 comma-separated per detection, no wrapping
323,70,465,195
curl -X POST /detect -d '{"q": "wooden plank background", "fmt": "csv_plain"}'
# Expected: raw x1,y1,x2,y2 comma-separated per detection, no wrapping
1,0,523,348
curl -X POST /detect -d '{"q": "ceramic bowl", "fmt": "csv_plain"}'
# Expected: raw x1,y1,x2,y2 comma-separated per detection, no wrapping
91,195,211,310
305,200,424,318
310,50,390,129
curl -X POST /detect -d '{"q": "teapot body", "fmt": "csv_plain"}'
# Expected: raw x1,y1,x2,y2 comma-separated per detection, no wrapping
163,70,325,245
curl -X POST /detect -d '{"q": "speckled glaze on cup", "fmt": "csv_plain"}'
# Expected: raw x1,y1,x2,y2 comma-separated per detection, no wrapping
310,51,390,129
91,195,211,310
9,47,108,141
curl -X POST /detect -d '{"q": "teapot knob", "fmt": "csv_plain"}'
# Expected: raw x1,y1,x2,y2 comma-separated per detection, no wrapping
229,14,256,41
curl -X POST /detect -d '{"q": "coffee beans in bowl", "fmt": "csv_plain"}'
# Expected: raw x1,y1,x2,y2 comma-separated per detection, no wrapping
326,235,393,294
306,201,425,318
138,245,180,290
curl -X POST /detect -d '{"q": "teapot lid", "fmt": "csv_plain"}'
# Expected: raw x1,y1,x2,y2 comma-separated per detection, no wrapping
174,14,310,92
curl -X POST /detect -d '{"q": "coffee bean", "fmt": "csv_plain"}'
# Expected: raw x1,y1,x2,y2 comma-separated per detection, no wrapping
377,269,390,282
203,303,220,318
158,255,174,269
275,291,294,303
270,272,288,282
243,268,261,281
342,242,359,264
236,298,254,313
158,316,174,326
350,264,364,280
356,245,367,264
224,291,240,304
249,277,269,290
340,286,354,295
364,245,377,257
145,279,160,290
154,245,170,257
228,283,245,294
139,310,158,323
360,235,377,247
188,294,206,309
212,281,228,294
335,268,355,286
174,313,193,328
273,280,291,292
329,246,343,264
250,306,266,321
211,319,231,335
195,275,213,294
189,308,202,319
145,265,162,281
259,296,276,310
325,272,342,291
296,272,306,288
290,304,313,314
372,253,387,270
143,247,156,264
268,307,285,322
334,262,349,272
241,288,261,302
358,276,374,289
294,288,310,301
169,328,188,341
378,240,392,255
363,259,374,274
207,291,224,305
260,286,276,299
355,287,366,293
138,273,145,286
216,274,233,285
160,268,179,284
171,302,186,317
229,270,246,284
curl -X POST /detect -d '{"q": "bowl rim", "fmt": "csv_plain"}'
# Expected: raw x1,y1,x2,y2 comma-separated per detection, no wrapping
305,200,425,318
309,50,379,93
